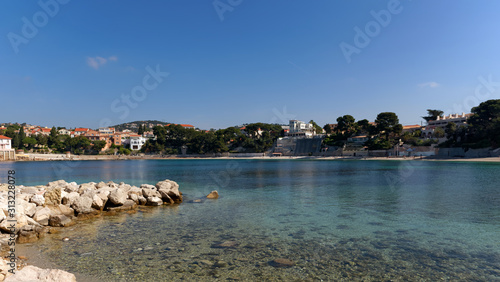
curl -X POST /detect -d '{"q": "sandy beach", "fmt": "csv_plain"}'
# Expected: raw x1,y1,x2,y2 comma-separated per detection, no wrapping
3,153,500,163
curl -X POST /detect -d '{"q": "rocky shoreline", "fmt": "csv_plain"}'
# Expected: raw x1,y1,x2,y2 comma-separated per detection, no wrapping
0,179,183,281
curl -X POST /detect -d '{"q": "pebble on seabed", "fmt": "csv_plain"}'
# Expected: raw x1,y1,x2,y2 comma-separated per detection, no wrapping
62,237,70,241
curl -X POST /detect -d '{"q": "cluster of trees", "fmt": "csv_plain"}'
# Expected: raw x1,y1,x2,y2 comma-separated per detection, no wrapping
440,99,500,149
323,112,405,150
141,123,283,154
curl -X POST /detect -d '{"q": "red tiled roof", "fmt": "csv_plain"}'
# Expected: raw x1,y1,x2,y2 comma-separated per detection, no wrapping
75,128,89,132
41,128,51,132
0,135,11,140
180,124,194,128
403,125,421,129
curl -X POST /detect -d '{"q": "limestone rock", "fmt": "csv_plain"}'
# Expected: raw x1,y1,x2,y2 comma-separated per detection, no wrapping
44,187,61,206
158,189,174,204
78,183,96,195
128,186,142,196
5,265,76,282
109,189,127,206
71,196,93,214
49,215,73,227
156,180,182,203
140,184,156,190
138,196,147,205
96,181,107,189
30,194,45,206
20,187,38,195
0,213,28,233
92,194,104,210
206,190,219,199
48,204,74,217
146,196,163,206
33,207,52,226
62,192,79,206
106,200,137,211
129,193,139,203
142,187,160,198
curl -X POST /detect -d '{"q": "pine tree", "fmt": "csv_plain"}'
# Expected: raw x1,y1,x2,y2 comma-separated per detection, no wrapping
18,126,26,149
138,124,144,135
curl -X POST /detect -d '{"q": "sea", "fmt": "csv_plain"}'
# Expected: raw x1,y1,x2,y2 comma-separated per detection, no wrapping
1,159,499,281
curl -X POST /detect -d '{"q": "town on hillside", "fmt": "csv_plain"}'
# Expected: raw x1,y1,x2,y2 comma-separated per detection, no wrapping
1,99,500,161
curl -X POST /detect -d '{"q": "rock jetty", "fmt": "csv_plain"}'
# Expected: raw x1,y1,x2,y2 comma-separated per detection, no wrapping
0,179,182,243
0,179,182,281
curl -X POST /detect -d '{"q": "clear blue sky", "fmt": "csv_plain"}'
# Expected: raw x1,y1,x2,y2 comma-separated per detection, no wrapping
2,0,500,130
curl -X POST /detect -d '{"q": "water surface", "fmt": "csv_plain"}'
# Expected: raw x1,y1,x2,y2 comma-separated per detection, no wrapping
2,159,499,281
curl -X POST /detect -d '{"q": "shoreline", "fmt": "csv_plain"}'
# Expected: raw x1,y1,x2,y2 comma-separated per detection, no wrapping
0,179,185,281
3,153,500,163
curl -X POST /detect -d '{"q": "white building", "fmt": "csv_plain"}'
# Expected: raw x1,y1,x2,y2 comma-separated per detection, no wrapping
0,135,15,161
125,135,147,150
0,135,12,150
422,113,473,138
287,120,315,138
99,127,115,135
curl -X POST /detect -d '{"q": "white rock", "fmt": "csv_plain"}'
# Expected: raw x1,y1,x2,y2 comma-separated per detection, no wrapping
24,202,37,217
92,194,104,210
5,265,76,282
30,194,45,206
71,196,93,214
108,189,127,206
33,207,52,225
62,192,79,206
147,196,163,206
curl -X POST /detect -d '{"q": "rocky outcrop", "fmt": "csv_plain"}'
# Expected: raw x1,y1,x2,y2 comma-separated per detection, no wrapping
0,179,182,245
4,265,76,282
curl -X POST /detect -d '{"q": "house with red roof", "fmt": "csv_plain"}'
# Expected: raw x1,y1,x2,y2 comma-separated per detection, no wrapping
0,135,12,150
74,128,90,136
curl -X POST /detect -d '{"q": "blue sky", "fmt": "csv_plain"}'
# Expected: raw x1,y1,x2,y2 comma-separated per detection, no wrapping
1,0,500,130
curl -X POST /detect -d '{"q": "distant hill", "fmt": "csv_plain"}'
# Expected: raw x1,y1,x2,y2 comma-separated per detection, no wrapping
112,120,171,132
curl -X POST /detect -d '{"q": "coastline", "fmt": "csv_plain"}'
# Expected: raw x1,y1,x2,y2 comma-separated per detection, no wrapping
3,153,500,163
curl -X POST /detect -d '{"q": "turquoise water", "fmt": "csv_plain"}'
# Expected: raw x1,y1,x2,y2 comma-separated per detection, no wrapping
1,159,499,281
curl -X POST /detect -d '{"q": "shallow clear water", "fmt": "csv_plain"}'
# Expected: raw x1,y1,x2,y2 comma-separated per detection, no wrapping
2,159,500,281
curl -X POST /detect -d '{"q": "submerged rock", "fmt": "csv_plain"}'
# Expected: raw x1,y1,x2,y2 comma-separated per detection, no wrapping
270,258,295,267
206,190,219,199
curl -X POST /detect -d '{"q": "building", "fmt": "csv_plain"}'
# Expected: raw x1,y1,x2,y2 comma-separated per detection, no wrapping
287,120,315,138
58,128,71,135
402,124,422,134
99,127,115,135
422,113,473,138
74,128,90,136
127,135,147,150
0,135,15,161
0,135,12,150
428,113,472,128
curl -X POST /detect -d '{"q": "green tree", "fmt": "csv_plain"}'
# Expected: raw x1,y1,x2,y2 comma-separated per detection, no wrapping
17,126,26,149
422,109,444,124
323,124,333,134
138,124,145,135
92,140,107,153
336,115,356,134
467,99,500,147
309,120,323,134
22,137,37,150
375,112,402,140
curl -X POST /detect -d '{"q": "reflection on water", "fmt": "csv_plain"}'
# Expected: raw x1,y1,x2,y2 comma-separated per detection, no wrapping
3,159,500,281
